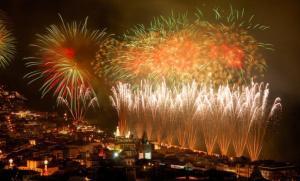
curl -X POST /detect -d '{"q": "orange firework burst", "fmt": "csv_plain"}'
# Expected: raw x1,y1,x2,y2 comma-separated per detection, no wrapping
125,30,201,76
96,8,271,85
209,44,244,68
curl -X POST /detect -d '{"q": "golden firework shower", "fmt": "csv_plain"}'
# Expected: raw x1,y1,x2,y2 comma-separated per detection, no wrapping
96,8,271,85
110,81,282,160
0,11,16,69
57,85,98,124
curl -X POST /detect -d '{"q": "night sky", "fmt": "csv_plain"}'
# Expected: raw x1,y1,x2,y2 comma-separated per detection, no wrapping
0,0,300,162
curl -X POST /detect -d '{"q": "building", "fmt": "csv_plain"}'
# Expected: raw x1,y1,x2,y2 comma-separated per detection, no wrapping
137,132,152,160
18,159,59,176
258,161,298,180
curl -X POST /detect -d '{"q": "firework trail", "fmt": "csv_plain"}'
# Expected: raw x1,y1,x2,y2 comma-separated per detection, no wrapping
176,82,199,149
57,85,98,124
216,86,238,156
110,81,281,160
198,88,220,155
110,82,133,136
0,11,16,69
245,84,282,160
25,15,107,101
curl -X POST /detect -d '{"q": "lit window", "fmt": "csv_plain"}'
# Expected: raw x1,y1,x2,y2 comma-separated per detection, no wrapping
145,152,151,160
138,152,144,159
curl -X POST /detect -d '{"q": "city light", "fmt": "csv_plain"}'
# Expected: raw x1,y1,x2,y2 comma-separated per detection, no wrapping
44,159,48,176
113,152,119,158
8,158,13,168
114,126,121,137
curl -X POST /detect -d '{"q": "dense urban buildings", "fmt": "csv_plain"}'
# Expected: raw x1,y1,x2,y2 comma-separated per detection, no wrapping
0,86,297,180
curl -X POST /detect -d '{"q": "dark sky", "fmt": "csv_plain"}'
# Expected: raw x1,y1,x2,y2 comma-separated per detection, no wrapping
0,0,300,162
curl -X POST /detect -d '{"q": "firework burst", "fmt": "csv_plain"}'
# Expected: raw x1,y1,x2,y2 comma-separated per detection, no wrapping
0,11,16,69
25,15,108,100
96,8,270,85
193,7,271,84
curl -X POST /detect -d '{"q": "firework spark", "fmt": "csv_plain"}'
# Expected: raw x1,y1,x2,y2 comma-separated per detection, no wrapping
110,81,281,160
0,11,16,69
57,85,98,124
110,82,133,136
25,15,107,100
97,8,270,85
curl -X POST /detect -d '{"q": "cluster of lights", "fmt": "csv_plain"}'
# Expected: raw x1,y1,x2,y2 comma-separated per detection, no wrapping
5,115,15,133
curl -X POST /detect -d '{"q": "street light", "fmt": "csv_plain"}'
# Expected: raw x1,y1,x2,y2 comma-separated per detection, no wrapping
8,158,13,168
44,159,48,176
63,113,68,121
113,152,119,158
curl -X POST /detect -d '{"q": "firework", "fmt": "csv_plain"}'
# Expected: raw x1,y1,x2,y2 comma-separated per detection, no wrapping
216,86,238,156
25,15,107,100
110,82,133,136
110,80,281,160
193,7,271,84
97,8,270,85
245,85,282,160
57,85,98,124
0,11,16,69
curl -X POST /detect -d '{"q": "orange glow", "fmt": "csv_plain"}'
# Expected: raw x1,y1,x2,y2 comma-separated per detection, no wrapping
119,29,248,85
151,36,199,72
61,48,75,59
209,44,244,68
0,33,3,43
124,32,201,77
